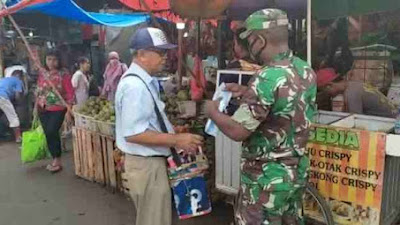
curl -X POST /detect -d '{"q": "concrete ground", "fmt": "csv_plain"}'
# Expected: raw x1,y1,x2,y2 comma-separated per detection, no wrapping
0,141,234,225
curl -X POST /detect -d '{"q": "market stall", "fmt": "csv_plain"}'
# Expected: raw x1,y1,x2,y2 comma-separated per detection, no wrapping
67,1,400,224
214,1,400,225
71,97,122,190
0,0,228,220
0,0,156,136
215,110,400,224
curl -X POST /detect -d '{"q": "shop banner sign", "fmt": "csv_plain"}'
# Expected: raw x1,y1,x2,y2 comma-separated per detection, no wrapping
305,125,386,225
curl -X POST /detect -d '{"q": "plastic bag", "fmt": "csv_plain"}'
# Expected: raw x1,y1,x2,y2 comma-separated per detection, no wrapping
21,117,48,163
190,78,204,101
205,83,232,136
190,56,207,101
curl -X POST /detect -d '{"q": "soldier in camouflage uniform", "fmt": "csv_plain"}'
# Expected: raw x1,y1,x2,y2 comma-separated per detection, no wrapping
205,9,317,225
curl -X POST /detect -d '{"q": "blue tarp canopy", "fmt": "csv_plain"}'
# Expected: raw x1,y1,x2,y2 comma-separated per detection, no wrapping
12,0,151,27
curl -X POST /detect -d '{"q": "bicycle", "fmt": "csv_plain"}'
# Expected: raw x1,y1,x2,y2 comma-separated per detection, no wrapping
303,183,335,225
226,182,334,225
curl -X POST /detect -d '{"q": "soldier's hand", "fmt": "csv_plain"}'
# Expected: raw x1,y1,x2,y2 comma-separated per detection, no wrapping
225,83,249,98
205,100,220,118
174,133,204,154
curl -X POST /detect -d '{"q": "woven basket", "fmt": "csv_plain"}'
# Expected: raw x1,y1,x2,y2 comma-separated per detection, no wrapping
96,120,115,137
168,147,209,183
73,111,98,132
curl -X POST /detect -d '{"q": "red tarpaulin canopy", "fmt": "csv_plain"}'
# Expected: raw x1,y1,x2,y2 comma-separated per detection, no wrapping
118,0,307,20
118,0,169,11
117,0,219,25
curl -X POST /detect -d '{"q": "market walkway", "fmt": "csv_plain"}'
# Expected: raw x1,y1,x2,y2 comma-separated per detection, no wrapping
0,141,233,225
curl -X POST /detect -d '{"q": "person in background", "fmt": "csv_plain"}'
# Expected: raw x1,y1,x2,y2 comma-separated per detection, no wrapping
316,68,336,111
312,18,353,75
317,69,396,118
206,9,316,225
71,57,91,107
115,27,203,225
101,51,128,101
0,69,25,142
5,65,27,78
36,50,74,173
227,27,250,69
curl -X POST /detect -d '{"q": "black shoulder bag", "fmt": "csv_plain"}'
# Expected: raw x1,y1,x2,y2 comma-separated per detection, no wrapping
123,74,181,167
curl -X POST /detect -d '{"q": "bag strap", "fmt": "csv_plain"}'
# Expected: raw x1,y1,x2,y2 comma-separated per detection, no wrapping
31,115,40,129
39,70,69,108
123,74,181,166
124,74,169,133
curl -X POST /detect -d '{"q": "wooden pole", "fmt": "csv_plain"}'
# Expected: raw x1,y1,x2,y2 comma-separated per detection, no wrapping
307,0,312,66
177,28,183,89
0,17,4,77
196,18,201,57
217,19,225,69
0,42,3,77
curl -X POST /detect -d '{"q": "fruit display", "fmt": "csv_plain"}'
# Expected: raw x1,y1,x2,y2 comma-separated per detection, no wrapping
162,89,191,124
77,97,115,123
176,89,190,101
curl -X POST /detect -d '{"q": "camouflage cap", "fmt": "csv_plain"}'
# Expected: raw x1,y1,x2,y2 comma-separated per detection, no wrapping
240,9,289,39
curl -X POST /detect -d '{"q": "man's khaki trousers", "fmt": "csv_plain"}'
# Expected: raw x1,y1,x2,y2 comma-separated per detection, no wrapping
122,154,171,225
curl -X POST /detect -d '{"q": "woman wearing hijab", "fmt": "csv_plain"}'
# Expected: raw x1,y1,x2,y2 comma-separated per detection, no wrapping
101,52,128,101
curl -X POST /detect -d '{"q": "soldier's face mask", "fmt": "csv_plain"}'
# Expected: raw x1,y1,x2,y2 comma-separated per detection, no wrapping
248,34,267,65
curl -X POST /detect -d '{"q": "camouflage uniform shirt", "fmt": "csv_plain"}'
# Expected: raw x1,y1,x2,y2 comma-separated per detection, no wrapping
233,51,316,163
232,50,317,224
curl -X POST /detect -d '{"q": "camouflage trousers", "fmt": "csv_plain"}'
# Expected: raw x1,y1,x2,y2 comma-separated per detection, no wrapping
234,156,309,225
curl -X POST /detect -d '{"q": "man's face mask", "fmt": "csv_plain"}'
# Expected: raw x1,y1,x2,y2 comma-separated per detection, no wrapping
248,34,267,65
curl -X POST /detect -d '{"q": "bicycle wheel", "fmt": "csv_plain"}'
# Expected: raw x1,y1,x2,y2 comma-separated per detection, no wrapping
302,183,335,225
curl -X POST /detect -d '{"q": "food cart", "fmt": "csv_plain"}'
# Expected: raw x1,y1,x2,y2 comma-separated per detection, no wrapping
211,0,400,223
215,105,400,225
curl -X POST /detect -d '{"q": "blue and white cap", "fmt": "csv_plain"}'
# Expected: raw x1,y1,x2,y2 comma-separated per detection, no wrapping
130,27,177,50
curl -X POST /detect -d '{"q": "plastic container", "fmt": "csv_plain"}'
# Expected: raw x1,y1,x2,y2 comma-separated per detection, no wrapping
332,94,345,112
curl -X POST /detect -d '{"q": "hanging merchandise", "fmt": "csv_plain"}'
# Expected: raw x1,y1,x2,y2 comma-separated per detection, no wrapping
190,79,203,101
190,56,207,101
